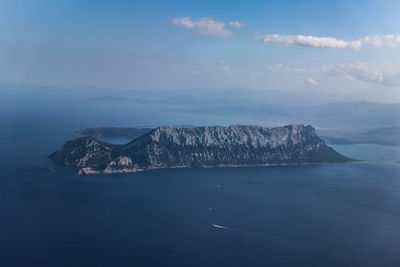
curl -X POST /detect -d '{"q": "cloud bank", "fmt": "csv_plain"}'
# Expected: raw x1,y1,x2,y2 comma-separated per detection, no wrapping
228,21,245,28
260,34,400,49
172,17,243,37
305,78,319,86
263,62,400,89
329,63,400,86
172,16,400,50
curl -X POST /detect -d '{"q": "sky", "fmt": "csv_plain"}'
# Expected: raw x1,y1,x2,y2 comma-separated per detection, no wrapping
1,0,400,102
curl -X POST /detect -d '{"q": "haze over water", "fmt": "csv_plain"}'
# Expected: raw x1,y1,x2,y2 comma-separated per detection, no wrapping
1,1,400,266
1,93,400,266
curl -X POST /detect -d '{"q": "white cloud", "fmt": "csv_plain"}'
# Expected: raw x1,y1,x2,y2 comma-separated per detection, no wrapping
305,78,319,86
229,21,245,28
172,17,234,37
328,63,400,86
172,17,400,49
261,34,356,48
362,34,400,47
259,33,400,49
264,62,400,89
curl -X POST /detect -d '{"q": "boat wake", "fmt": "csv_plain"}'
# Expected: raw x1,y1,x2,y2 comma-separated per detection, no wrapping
211,224,387,265
212,224,256,235
212,224,231,230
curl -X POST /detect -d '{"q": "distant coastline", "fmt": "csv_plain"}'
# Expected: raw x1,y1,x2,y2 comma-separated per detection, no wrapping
75,126,400,147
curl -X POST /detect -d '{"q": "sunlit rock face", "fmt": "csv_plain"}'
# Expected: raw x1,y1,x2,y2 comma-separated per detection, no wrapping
50,125,352,174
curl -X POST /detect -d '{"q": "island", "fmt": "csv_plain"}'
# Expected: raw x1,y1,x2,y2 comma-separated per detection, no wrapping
49,124,352,175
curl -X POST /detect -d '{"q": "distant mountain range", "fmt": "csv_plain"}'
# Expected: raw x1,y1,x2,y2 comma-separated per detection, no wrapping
169,101,400,133
87,87,400,132
321,126,400,146
3,85,399,134
75,124,400,147
50,125,351,175
75,127,152,139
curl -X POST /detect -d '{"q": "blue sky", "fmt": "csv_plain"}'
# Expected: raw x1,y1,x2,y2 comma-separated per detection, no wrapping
1,0,400,102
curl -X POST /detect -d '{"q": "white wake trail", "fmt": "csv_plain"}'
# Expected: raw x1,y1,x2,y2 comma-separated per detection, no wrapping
212,224,387,265
212,224,256,235
212,224,232,230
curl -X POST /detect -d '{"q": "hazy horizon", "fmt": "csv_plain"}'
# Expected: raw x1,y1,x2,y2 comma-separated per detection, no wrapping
1,2,400,266
1,0,400,103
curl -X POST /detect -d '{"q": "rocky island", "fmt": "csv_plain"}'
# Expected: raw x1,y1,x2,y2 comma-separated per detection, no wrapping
49,125,352,175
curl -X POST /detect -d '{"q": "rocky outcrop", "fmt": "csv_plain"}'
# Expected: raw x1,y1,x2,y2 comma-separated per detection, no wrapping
49,125,352,174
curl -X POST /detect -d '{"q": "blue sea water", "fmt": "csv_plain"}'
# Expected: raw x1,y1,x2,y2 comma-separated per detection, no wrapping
1,92,400,266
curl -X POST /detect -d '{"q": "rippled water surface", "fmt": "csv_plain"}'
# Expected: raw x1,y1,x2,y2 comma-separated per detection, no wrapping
1,105,399,266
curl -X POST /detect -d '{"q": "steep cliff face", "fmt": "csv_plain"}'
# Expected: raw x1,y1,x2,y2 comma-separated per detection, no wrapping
50,125,352,174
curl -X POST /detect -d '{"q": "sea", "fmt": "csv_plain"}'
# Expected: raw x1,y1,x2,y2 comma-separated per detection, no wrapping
1,91,400,266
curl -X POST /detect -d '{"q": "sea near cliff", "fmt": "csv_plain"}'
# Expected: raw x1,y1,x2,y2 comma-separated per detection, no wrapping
1,102,400,266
